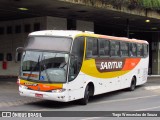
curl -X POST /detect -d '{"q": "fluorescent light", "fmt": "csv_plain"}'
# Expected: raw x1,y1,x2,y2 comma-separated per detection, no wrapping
151,27,157,30
18,8,28,11
129,33,135,35
145,19,150,23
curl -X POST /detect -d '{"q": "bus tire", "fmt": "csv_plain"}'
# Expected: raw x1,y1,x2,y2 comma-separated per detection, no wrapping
129,77,136,91
79,85,90,105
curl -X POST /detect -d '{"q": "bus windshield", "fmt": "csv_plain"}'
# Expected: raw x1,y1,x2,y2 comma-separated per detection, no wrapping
20,51,69,83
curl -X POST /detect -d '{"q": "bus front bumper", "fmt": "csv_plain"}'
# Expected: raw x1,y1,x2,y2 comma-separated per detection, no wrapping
19,86,69,102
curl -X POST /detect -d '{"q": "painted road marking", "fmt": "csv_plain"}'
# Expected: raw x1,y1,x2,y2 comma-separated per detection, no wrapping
135,105,160,111
93,95,159,105
144,86,160,90
31,95,160,112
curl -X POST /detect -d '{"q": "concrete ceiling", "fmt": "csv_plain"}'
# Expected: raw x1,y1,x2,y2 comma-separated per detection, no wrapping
0,0,160,32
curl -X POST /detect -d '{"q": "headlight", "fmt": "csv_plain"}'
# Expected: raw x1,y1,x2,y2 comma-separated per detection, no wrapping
51,89,66,93
17,78,20,85
20,85,28,89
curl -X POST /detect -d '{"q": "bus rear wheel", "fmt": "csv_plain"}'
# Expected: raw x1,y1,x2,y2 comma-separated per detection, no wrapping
129,77,136,91
79,85,90,105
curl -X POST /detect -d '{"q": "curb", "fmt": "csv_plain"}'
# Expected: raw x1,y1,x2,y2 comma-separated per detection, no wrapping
0,75,17,79
148,75,160,78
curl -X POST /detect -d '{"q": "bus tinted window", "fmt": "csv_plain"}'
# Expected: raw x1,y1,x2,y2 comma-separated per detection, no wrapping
121,42,129,57
69,37,84,81
130,43,137,57
86,37,98,58
137,44,143,57
99,39,110,57
72,37,84,60
144,44,148,57
25,36,72,52
110,41,120,57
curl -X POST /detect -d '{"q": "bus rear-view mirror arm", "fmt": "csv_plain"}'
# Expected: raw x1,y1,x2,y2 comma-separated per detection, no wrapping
15,47,24,63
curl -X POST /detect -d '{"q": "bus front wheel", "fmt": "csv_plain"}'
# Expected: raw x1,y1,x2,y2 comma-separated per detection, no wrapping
79,85,90,105
129,77,136,91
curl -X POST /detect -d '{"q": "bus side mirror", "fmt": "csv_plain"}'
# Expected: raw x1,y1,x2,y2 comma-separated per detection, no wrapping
15,47,24,63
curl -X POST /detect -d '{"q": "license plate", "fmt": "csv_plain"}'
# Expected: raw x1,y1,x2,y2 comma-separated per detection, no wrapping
35,93,43,98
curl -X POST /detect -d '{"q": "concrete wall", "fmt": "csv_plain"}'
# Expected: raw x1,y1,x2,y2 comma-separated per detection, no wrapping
0,17,46,76
76,20,94,32
0,16,94,76
46,16,67,30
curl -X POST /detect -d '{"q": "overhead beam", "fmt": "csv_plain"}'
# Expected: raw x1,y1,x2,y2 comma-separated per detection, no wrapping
59,0,160,19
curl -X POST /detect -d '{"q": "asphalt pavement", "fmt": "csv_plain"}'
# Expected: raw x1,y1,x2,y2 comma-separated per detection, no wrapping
0,76,160,120
0,76,160,109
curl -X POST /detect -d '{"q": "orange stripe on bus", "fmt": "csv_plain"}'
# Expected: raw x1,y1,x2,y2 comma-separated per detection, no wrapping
122,58,141,71
20,79,63,91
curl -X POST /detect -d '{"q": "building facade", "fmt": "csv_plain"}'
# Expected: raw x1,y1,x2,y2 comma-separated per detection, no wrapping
0,0,160,76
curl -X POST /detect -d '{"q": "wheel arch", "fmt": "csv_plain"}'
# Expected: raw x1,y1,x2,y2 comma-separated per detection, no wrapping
132,75,137,85
86,82,95,96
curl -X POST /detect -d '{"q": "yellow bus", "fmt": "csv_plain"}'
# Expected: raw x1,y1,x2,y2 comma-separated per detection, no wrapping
17,30,149,105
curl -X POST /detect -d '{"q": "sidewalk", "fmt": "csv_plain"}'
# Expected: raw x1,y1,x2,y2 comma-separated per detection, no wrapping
0,78,42,109
147,76,160,84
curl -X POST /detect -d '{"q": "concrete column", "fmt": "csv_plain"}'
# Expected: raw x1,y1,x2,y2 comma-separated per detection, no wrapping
151,33,160,75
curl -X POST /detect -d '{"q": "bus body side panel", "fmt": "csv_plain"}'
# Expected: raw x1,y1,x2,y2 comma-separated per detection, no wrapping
67,73,85,101
80,56,149,96
134,57,149,86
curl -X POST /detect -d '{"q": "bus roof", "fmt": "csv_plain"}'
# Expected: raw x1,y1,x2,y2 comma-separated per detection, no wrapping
29,30,148,44
29,30,82,38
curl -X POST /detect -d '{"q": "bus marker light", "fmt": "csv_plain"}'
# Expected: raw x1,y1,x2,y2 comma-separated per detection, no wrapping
20,85,28,89
51,89,66,93
17,79,20,85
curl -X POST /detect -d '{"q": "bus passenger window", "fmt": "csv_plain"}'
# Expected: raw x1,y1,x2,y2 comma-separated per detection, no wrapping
121,42,129,57
99,39,110,57
144,44,148,57
137,44,143,57
86,39,93,58
92,38,98,56
110,41,120,57
86,37,98,58
130,43,137,57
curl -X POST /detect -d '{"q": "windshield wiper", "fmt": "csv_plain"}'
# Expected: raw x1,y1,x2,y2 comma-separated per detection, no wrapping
41,56,51,83
27,55,40,80
38,55,41,81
